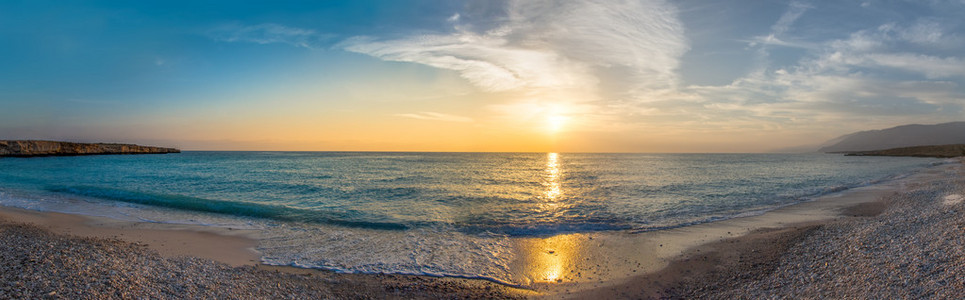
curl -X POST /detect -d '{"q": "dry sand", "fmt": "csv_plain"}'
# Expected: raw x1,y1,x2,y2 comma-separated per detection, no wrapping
2,160,962,299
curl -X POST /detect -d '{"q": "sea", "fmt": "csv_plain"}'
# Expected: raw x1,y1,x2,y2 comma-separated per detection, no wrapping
0,152,945,284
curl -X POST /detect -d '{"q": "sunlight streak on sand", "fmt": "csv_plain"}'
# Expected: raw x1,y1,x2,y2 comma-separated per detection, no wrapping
521,233,586,283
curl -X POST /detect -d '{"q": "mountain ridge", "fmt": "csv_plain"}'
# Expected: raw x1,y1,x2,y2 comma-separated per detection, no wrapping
819,122,965,153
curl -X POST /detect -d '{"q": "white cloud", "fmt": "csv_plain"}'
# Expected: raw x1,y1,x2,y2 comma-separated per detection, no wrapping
394,112,474,123
771,1,812,35
673,8,965,137
239,1,965,145
447,13,460,23
208,23,327,49
748,34,816,49
342,0,688,99
342,34,587,92
748,1,813,48
876,20,963,47
865,53,965,78
893,21,944,44
795,22,965,79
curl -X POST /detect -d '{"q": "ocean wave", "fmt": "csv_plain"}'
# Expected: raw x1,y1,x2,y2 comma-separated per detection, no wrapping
46,185,411,230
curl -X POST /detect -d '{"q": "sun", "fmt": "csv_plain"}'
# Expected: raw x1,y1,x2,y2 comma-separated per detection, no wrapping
547,114,568,133
506,102,573,135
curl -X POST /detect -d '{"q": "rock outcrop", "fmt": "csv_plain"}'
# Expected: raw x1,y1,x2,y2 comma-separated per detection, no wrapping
0,140,180,157
843,144,965,158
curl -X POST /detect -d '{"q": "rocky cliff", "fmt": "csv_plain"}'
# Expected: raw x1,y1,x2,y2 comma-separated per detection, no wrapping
0,140,180,157
844,144,965,158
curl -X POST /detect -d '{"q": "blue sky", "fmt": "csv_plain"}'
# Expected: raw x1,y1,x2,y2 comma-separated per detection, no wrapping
2,0,964,152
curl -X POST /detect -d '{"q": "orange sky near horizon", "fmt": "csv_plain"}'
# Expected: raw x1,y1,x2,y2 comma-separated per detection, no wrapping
4,1,964,153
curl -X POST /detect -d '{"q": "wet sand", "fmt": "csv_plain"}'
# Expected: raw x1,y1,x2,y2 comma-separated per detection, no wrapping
1,160,960,298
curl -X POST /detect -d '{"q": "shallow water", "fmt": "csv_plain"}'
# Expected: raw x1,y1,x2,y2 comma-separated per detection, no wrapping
0,152,941,284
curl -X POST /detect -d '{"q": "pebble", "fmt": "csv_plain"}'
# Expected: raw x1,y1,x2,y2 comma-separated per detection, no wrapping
0,222,523,299
681,162,965,299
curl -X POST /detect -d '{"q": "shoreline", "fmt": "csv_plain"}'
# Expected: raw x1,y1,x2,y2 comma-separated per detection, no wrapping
670,158,965,298
518,160,953,295
0,160,960,298
0,208,532,298
564,158,963,298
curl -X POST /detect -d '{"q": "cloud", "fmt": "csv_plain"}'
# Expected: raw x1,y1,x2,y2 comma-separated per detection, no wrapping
865,53,965,78
208,23,328,49
245,0,964,144
802,21,965,79
353,1,964,142
771,1,812,35
342,0,688,99
343,34,582,92
394,112,474,123
672,4,965,137
447,13,460,22
748,1,813,48
889,21,946,45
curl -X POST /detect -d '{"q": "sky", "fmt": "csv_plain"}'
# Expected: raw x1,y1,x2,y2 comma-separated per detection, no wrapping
1,0,964,152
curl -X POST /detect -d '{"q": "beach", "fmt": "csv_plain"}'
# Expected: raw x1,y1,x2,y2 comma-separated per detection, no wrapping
0,159,961,298
6,0,965,297
0,207,530,299
673,160,965,298
571,159,965,298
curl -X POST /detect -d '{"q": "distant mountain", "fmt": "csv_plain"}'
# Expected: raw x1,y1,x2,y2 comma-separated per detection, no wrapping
819,122,965,153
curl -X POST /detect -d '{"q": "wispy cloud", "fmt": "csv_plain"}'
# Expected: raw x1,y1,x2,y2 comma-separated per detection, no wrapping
748,1,813,48
213,1,965,146
802,21,965,80
208,23,329,49
771,1,812,35
343,0,688,99
394,112,474,123
343,34,579,92
339,0,691,135
679,13,965,135
865,53,965,78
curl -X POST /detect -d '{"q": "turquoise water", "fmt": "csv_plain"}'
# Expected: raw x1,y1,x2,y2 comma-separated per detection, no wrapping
0,151,942,283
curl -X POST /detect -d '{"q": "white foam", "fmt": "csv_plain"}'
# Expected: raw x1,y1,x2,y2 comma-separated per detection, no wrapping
257,224,519,284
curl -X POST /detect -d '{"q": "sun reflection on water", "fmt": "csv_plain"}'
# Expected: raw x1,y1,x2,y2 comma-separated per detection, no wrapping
517,153,585,284
543,153,562,204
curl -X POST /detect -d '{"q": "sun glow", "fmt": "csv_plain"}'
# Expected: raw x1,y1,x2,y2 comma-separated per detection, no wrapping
547,114,568,133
